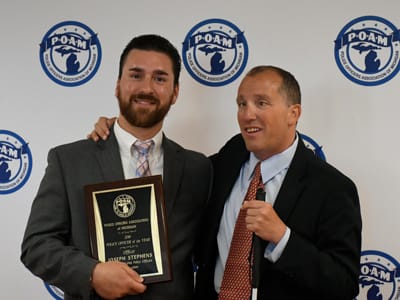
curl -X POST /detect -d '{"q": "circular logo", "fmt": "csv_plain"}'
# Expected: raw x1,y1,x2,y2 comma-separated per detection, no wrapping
113,194,136,218
182,18,248,86
44,283,64,300
0,130,32,194
334,16,400,86
356,250,400,300
300,133,326,161
39,20,102,87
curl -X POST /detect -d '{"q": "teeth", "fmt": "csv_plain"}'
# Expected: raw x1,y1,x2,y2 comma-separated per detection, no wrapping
246,128,260,133
135,99,153,104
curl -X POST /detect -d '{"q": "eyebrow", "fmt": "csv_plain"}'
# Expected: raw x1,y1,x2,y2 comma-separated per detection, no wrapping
127,67,143,73
127,67,169,76
154,70,169,76
237,93,269,100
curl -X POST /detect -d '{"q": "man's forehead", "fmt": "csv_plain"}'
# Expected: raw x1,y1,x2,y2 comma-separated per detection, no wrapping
127,49,171,62
124,50,173,72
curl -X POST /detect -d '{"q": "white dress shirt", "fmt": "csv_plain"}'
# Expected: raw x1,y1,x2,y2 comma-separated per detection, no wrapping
113,119,164,179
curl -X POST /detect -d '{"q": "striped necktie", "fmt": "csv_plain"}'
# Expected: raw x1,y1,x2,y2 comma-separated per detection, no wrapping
132,139,154,177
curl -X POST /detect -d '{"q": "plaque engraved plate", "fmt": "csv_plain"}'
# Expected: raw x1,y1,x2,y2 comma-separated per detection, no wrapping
85,175,171,283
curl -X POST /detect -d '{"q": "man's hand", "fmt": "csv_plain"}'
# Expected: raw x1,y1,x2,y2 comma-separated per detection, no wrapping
91,261,147,299
87,116,116,141
242,200,286,244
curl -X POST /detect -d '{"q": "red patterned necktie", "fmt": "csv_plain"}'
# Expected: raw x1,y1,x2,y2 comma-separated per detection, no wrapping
133,139,153,177
219,162,263,300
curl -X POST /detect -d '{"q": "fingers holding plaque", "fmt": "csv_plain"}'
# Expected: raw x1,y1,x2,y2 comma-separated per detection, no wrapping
85,175,171,283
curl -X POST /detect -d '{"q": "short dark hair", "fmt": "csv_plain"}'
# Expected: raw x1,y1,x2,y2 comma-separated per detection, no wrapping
118,34,181,85
245,65,301,105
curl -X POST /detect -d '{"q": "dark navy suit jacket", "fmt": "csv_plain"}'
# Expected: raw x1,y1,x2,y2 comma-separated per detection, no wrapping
194,133,361,300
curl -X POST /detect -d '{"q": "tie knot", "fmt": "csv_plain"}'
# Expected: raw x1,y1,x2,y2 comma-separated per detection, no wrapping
253,162,264,189
133,139,154,156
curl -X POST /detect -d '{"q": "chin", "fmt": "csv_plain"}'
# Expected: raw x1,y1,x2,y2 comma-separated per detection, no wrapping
243,140,258,153
245,143,271,160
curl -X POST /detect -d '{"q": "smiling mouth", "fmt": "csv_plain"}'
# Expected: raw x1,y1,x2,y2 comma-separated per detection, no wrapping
131,95,159,106
134,98,156,105
132,93,159,105
245,127,261,133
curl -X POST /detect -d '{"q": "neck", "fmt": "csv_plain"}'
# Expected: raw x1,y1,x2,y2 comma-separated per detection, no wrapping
253,131,297,161
117,116,162,140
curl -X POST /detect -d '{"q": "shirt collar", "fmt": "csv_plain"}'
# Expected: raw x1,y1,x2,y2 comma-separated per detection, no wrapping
247,134,298,184
113,118,163,157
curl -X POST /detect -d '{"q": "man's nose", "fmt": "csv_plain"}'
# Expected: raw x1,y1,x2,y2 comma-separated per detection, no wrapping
242,104,257,120
138,76,154,93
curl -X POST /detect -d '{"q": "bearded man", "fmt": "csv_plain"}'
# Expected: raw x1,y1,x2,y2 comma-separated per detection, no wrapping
21,34,212,300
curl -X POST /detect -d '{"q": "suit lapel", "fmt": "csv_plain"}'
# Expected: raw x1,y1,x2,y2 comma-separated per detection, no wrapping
94,129,125,182
213,134,310,224
93,131,183,217
210,134,250,231
273,139,308,221
161,135,184,217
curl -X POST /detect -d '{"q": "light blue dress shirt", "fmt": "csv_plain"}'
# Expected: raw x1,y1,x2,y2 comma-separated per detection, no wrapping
214,136,298,292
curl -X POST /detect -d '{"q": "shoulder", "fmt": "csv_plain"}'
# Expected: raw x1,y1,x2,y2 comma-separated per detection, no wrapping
50,138,98,157
48,136,117,167
162,136,210,163
297,139,357,192
218,133,246,154
51,129,118,155
210,133,248,165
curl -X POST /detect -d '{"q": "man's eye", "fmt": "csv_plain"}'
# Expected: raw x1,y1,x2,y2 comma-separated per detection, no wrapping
130,73,141,79
154,76,167,83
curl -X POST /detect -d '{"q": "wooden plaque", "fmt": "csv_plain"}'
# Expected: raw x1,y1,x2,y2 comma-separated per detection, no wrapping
84,175,171,284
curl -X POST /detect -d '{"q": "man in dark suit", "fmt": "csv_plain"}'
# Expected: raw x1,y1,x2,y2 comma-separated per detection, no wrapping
87,65,362,299
21,34,212,300
194,66,362,299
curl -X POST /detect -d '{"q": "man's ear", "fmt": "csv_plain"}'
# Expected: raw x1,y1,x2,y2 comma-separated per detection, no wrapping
288,104,301,126
171,84,179,105
115,80,120,98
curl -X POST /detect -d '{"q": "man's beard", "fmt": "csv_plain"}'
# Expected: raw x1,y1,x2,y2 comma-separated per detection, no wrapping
118,92,173,128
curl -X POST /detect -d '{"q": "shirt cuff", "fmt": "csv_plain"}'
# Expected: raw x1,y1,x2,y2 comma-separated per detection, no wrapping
264,227,291,262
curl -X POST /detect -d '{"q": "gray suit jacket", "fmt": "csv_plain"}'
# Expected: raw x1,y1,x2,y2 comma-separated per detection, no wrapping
21,130,212,300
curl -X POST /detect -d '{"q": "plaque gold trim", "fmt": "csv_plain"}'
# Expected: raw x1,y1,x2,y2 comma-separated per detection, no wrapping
85,175,171,284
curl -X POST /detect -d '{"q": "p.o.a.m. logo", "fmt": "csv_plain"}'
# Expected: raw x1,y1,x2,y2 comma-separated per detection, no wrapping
113,194,136,218
355,250,400,300
0,130,32,194
300,133,326,161
39,21,102,87
182,18,248,86
335,16,400,86
44,283,63,300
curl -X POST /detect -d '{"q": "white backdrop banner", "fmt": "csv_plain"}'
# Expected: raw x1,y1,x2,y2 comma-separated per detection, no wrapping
1,0,400,299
